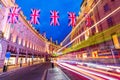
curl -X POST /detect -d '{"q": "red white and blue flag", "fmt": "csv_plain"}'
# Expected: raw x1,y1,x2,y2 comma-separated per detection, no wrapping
30,9,40,24
68,12,76,27
8,7,21,24
50,10,60,26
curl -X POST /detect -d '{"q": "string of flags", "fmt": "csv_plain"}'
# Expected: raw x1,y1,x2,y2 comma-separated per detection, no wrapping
8,7,92,27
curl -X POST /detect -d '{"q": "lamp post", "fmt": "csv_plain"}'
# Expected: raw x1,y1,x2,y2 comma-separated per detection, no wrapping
110,48,117,65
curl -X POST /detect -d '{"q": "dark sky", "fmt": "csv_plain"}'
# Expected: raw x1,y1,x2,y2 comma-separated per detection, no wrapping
16,0,83,44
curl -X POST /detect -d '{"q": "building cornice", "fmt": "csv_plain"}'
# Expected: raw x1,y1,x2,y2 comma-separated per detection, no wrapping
19,13,47,42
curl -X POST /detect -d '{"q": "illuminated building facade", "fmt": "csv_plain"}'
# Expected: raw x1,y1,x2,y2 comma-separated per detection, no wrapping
47,42,61,56
69,0,120,64
0,0,48,67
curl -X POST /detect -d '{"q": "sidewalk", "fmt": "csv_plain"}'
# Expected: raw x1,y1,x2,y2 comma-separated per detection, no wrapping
0,61,41,73
46,67,70,80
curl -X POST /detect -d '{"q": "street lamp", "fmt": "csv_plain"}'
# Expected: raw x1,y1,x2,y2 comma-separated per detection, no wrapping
110,49,116,65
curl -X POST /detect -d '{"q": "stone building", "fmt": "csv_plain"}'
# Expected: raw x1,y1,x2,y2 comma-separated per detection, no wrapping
0,0,48,67
63,0,120,64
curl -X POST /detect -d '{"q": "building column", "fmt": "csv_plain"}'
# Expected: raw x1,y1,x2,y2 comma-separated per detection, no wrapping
15,48,19,65
0,31,8,68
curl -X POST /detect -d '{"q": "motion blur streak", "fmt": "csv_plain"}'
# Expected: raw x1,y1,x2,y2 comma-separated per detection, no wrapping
77,65,120,78
58,62,119,80
57,62,107,80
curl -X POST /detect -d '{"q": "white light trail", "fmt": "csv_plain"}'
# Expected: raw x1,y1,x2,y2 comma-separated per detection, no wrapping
57,63,93,80
57,6,120,52
59,63,118,80
77,65,120,78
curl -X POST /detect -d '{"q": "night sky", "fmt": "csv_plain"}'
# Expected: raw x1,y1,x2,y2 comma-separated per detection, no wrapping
16,0,83,44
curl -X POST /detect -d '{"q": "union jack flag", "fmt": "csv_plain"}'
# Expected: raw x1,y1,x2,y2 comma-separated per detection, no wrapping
68,12,76,27
50,10,60,26
30,9,40,24
8,7,21,24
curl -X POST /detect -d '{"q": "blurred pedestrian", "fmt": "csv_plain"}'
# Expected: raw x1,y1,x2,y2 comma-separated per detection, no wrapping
3,63,7,72
20,58,22,67
51,62,54,68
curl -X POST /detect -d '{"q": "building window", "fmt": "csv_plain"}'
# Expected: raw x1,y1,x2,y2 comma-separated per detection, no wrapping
104,4,110,12
85,2,87,7
112,34,120,49
100,0,103,3
90,12,93,17
25,41,27,47
82,27,84,32
9,33,12,41
91,27,96,35
16,36,19,43
107,17,113,27
0,2,3,8
111,0,115,1
21,39,23,46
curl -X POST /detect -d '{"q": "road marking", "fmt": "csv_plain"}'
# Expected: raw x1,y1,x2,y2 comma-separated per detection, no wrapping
41,69,47,80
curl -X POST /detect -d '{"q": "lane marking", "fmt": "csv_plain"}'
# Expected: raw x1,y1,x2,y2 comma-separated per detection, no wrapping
41,69,47,80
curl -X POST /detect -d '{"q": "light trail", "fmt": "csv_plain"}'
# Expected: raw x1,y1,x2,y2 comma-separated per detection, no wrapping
58,63,101,80
58,64,91,80
57,6,120,52
58,62,118,80
77,65,120,78
61,0,101,46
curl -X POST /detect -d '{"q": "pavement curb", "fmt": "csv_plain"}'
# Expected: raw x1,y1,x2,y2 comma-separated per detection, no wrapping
0,63,41,76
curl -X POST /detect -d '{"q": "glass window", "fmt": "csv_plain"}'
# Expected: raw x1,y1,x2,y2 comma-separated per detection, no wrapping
0,2,3,8
107,17,113,27
112,34,120,49
16,36,19,43
21,39,23,46
91,27,96,35
111,0,115,2
9,33,12,41
104,4,110,12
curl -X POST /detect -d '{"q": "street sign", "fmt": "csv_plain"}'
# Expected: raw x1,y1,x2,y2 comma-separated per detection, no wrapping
6,52,11,59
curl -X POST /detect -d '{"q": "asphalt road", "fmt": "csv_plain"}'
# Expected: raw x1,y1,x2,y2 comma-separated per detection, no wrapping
0,62,51,80
59,66,89,80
